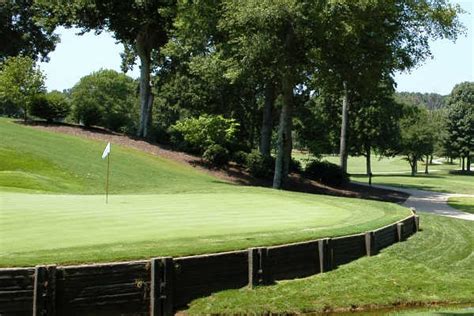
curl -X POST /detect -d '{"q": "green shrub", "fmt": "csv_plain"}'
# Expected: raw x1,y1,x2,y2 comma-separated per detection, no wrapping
245,150,275,178
289,158,302,173
170,115,239,154
203,144,230,167
232,150,248,165
304,160,349,187
30,91,70,122
71,69,138,132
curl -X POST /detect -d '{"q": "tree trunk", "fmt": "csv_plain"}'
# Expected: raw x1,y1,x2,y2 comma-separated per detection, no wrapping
136,34,152,139
425,155,429,174
410,158,416,176
339,81,349,173
365,145,372,176
260,81,275,157
467,154,471,172
462,156,465,171
273,76,293,189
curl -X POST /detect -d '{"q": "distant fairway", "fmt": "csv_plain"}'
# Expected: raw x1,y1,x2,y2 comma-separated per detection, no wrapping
0,119,410,267
318,154,474,195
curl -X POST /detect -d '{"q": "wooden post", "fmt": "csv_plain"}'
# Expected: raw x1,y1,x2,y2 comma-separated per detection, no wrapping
414,215,420,232
150,257,174,316
318,238,332,273
33,265,56,316
248,247,270,288
365,232,376,256
397,222,405,242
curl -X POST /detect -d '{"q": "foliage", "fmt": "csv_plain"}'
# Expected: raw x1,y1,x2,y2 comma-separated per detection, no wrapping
0,56,45,118
395,92,447,110
170,115,239,154
444,82,474,168
202,144,230,168
0,0,58,62
70,69,138,132
37,0,176,137
304,160,349,187
245,150,275,179
30,91,70,122
232,151,249,165
399,106,436,175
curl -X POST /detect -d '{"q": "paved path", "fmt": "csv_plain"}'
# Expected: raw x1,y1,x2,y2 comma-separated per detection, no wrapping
364,184,474,221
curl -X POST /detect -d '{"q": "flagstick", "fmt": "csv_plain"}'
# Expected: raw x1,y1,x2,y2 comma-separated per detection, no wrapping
106,152,110,204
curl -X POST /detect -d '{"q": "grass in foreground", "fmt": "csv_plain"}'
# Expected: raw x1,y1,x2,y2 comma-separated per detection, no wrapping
0,190,410,267
186,214,474,315
448,197,474,214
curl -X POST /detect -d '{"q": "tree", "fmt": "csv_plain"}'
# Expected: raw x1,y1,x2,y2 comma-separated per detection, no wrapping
30,90,70,122
70,69,138,132
445,82,474,171
314,0,462,173
349,83,403,177
0,0,58,62
219,0,319,189
0,56,46,120
38,0,176,138
399,106,436,176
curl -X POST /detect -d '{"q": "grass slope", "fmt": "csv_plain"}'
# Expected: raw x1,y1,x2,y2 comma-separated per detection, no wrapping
186,214,474,314
0,119,410,267
448,197,474,214
0,118,224,194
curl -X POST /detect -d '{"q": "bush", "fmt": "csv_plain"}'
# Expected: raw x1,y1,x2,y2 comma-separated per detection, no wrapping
71,69,138,132
203,144,230,167
30,91,70,122
232,150,248,165
289,158,302,173
170,115,240,154
304,160,349,187
245,150,275,178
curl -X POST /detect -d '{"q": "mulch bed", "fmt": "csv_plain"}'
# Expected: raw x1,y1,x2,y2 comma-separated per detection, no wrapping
21,120,408,204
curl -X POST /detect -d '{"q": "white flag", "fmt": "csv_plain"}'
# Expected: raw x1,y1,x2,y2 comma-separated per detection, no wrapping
102,142,111,159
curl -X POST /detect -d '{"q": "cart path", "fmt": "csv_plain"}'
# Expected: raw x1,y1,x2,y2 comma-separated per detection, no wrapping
365,184,474,221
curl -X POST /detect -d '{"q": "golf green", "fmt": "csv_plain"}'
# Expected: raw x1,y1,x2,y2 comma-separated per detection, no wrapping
0,190,410,267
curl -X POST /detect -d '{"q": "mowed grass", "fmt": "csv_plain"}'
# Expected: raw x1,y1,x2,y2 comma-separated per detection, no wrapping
0,118,411,267
186,214,474,315
448,197,474,214
0,117,226,194
320,154,474,195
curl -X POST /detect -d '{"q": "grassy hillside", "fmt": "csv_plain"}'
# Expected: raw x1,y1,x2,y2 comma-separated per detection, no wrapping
0,118,226,194
186,214,474,314
0,119,411,267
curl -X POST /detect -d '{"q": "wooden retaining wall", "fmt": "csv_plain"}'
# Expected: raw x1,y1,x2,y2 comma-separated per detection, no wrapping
0,214,419,316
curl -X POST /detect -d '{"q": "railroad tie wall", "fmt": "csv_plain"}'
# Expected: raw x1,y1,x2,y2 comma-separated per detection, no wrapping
0,214,419,316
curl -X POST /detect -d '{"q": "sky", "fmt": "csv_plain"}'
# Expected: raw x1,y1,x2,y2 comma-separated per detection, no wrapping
40,1,473,95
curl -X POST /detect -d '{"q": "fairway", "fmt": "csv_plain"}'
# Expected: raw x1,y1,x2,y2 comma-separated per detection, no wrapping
0,119,411,267
320,154,474,195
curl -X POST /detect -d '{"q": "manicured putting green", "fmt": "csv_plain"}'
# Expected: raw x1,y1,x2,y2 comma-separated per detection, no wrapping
0,190,410,267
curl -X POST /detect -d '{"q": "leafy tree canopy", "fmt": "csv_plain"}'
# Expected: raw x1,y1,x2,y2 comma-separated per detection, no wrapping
0,0,58,62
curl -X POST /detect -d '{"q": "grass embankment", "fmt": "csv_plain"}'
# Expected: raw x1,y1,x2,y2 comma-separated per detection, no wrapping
320,155,474,195
186,214,474,315
448,197,474,214
0,119,411,267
